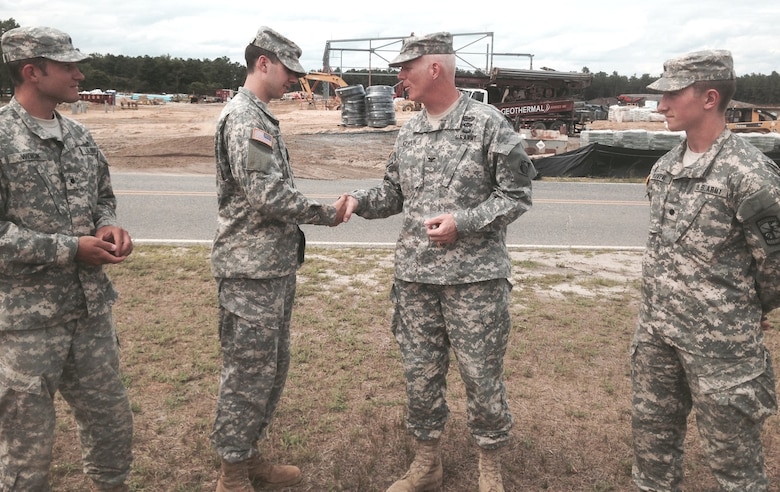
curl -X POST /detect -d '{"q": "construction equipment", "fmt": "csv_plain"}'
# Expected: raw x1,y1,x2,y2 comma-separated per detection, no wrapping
727,106,779,133
298,71,349,109
456,67,593,135
617,94,646,106
392,82,422,112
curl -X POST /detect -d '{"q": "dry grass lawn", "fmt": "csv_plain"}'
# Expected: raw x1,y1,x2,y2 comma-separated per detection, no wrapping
37,100,780,490
48,245,780,491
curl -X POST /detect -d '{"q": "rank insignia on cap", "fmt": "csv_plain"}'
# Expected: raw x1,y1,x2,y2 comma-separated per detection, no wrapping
251,128,273,148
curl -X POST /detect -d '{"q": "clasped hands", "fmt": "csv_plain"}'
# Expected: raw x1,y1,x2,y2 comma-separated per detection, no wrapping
76,225,134,266
329,194,458,246
329,193,356,226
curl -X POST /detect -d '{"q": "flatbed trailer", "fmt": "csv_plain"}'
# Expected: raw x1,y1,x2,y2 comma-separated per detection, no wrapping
456,67,593,135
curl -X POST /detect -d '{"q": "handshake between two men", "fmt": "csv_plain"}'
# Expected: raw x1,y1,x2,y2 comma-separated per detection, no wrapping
327,194,458,247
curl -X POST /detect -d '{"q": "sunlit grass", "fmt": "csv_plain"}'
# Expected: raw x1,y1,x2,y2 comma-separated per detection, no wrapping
47,245,780,491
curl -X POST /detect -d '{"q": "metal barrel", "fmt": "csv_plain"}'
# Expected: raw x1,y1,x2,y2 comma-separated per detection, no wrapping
336,84,367,127
365,85,396,128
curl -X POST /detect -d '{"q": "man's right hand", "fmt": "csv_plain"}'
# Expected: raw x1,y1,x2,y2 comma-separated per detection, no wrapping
330,194,347,226
340,194,359,223
76,236,129,265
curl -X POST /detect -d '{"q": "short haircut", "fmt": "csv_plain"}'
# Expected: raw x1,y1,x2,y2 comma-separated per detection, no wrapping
428,53,456,81
5,57,48,87
244,44,279,73
693,78,737,113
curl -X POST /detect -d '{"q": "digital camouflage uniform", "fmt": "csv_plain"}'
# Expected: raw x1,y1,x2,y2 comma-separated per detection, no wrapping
0,97,133,490
210,86,337,462
632,128,780,491
350,93,535,448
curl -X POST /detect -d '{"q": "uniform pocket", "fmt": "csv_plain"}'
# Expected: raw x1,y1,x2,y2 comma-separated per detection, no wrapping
670,195,712,262
440,145,468,187
4,153,68,221
0,362,43,396
698,349,778,423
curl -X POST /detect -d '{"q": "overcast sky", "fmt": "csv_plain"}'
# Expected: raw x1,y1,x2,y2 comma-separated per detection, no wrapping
3,0,779,78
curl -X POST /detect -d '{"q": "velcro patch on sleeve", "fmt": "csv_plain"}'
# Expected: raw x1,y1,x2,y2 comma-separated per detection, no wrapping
251,128,274,148
757,216,780,246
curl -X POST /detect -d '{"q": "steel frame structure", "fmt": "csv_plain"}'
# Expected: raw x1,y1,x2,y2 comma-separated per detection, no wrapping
321,32,533,83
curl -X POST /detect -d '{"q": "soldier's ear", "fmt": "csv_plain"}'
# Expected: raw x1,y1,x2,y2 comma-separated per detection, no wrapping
430,61,441,80
703,88,720,110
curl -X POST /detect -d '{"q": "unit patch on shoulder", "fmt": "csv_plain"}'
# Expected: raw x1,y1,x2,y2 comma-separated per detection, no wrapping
251,128,274,148
757,216,780,246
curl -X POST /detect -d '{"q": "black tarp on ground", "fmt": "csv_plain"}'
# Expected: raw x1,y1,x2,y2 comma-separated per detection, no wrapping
530,143,596,177
533,143,665,178
533,144,780,179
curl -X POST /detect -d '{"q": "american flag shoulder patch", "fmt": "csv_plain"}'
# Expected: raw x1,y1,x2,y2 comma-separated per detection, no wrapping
251,128,274,148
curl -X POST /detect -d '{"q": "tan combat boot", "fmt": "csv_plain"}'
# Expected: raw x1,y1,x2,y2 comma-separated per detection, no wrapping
387,439,443,492
478,447,504,492
246,454,302,489
216,459,254,492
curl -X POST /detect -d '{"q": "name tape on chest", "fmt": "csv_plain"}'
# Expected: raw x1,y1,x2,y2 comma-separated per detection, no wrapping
649,173,671,184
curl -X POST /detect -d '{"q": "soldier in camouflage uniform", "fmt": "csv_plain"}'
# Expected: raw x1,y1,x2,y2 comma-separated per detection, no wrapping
340,32,535,492
632,50,780,491
0,27,134,491
210,27,345,492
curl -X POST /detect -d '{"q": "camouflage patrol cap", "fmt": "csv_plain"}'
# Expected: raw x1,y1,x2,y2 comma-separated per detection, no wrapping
389,32,454,67
647,49,735,92
1,26,89,64
250,26,306,76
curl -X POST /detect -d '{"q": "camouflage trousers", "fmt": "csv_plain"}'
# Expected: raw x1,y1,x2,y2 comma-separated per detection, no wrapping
631,337,777,491
390,278,513,448
211,274,296,462
0,312,133,491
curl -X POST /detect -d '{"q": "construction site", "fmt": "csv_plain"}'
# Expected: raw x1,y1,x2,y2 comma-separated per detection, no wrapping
62,31,779,180
291,32,599,134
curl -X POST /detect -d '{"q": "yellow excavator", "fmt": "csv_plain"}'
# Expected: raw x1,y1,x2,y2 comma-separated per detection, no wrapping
298,71,349,109
726,107,779,133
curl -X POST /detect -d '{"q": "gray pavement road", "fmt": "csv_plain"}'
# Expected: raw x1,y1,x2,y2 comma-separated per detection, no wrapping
111,173,649,250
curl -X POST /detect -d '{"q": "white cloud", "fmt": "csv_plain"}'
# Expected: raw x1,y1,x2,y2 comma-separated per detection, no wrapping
2,0,778,76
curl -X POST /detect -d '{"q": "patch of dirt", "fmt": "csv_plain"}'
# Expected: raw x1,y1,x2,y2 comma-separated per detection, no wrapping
67,99,667,179
68,100,408,179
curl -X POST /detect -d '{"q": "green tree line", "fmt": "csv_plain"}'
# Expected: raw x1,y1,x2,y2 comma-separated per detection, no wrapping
2,17,779,104
77,53,245,96
1,18,246,97
581,68,780,105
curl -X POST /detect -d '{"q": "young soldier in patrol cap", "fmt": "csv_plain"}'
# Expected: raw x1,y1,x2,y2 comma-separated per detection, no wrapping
0,26,134,491
631,49,780,491
210,26,345,492
338,32,536,492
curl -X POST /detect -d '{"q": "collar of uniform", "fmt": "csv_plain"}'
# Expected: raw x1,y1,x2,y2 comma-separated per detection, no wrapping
436,93,471,131
8,96,64,142
236,86,279,126
673,128,730,179
410,93,470,134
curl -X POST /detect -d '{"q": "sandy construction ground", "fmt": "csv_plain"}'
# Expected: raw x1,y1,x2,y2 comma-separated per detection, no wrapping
67,100,412,179
66,99,666,179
